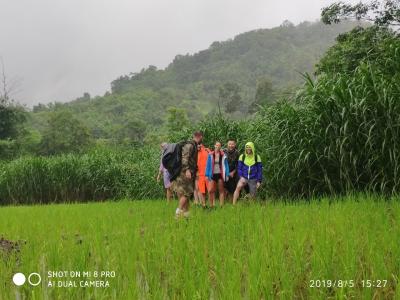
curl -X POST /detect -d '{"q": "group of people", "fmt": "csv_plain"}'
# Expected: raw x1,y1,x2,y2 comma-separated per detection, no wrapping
157,131,263,218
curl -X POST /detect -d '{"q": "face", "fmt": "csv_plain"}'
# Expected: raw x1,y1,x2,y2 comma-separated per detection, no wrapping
193,134,203,144
246,146,253,155
227,140,236,151
214,142,221,152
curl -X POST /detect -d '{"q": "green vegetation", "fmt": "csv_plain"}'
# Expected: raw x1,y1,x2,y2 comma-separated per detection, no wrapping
28,21,359,142
0,3,399,202
1,2,400,298
171,25,400,198
251,28,400,197
40,111,93,155
0,148,163,205
0,86,27,159
1,21,399,203
322,0,400,27
0,197,399,299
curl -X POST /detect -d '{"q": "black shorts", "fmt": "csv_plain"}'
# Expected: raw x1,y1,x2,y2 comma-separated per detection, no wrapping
224,175,239,194
212,174,222,182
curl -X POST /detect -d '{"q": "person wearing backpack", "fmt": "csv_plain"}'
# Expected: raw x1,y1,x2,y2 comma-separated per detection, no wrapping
205,141,230,207
157,143,172,202
233,142,263,205
168,131,203,218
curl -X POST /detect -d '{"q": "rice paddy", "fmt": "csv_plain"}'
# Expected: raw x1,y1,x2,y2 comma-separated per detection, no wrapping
0,195,399,299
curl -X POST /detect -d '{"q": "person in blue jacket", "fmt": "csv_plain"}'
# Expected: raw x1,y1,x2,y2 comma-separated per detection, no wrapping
233,142,262,204
205,141,230,207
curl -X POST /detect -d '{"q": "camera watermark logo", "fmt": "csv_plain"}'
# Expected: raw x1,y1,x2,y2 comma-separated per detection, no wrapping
12,273,26,286
12,273,41,286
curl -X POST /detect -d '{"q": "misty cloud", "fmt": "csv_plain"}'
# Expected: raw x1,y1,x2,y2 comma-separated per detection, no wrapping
0,0,357,106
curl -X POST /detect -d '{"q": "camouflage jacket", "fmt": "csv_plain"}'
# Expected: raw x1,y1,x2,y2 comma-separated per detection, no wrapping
181,141,198,175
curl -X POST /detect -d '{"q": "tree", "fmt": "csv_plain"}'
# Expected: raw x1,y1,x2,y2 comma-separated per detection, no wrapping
40,111,92,155
166,107,189,140
0,59,26,140
249,78,275,114
0,105,25,140
114,119,147,145
218,82,242,113
316,26,398,76
321,0,400,27
281,20,295,28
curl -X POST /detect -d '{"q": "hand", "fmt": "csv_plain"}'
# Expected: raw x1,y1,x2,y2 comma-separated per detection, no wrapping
229,171,235,178
185,169,192,180
156,174,160,182
256,182,261,189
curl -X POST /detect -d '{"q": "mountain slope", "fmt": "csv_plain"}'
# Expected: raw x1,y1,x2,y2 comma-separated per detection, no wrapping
30,20,361,139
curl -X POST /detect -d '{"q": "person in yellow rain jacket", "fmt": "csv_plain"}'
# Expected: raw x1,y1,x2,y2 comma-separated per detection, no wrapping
233,142,263,205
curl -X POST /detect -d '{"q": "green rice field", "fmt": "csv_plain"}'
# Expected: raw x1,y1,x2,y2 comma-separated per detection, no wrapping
0,196,399,299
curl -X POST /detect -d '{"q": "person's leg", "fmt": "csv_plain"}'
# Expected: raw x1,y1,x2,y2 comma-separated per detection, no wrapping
233,178,247,205
193,191,199,204
198,177,207,207
175,193,190,215
198,192,205,207
223,180,229,201
166,188,172,202
208,180,216,207
193,179,199,204
224,177,236,203
218,179,225,206
183,195,190,211
174,173,193,217
248,179,257,199
175,192,185,217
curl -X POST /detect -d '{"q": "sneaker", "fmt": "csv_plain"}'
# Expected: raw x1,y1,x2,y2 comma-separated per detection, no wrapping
175,208,183,219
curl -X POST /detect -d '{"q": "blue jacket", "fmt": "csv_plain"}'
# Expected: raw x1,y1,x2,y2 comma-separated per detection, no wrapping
237,154,263,182
205,151,230,182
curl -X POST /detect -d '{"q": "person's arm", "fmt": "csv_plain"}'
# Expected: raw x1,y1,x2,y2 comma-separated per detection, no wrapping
229,159,236,177
257,157,263,185
231,152,239,176
181,143,193,179
205,154,212,181
224,156,230,181
237,159,244,178
157,161,163,181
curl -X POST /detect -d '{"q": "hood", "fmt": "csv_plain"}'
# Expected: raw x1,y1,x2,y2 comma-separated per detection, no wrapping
243,142,257,166
245,142,255,156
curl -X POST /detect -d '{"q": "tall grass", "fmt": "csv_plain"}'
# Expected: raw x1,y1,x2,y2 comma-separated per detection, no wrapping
0,147,163,205
250,57,400,198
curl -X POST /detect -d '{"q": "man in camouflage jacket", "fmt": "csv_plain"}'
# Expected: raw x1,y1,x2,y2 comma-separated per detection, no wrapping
173,131,202,218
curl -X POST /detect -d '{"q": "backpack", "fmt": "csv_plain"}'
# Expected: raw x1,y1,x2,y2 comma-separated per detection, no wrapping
162,141,197,181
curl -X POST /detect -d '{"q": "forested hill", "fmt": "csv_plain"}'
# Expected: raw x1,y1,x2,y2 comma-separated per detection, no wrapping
31,20,361,140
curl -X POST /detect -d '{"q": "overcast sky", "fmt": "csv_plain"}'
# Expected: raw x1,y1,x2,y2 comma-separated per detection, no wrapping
0,0,353,106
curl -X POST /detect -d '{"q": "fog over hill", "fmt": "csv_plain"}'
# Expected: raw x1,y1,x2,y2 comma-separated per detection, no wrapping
28,20,362,139
0,0,360,105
